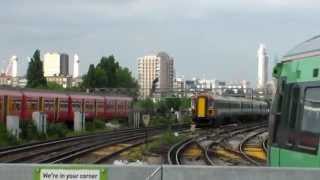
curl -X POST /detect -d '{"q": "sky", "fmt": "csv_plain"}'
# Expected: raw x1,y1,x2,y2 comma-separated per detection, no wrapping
1,0,320,85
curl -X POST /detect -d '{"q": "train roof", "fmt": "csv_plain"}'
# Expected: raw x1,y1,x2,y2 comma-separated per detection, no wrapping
283,35,320,61
194,94,267,104
69,94,104,100
23,91,68,98
0,89,22,96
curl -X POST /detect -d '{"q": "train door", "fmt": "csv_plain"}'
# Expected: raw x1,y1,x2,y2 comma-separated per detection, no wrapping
197,96,206,118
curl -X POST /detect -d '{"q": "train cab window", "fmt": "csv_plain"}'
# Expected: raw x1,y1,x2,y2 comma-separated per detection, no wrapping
301,87,320,134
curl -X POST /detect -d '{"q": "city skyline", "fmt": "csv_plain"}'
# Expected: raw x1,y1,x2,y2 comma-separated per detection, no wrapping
1,1,320,85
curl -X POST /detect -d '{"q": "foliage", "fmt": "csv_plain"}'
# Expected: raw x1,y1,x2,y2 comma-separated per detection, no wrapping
81,55,138,90
86,119,105,132
20,121,46,141
0,123,19,147
47,81,64,90
47,123,70,138
164,97,191,111
134,98,155,113
150,116,176,126
26,49,47,88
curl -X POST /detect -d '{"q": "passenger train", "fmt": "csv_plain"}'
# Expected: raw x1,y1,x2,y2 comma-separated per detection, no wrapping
192,93,269,126
0,88,132,124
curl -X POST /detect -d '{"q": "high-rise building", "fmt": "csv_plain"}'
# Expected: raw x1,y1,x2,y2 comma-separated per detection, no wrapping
44,52,70,77
257,44,269,89
73,54,80,78
44,52,61,77
137,52,174,98
4,56,18,77
60,53,69,76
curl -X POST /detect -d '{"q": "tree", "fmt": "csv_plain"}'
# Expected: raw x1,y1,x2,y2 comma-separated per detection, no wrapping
97,55,119,87
47,82,64,90
26,49,47,88
82,64,96,88
135,98,154,114
81,55,138,90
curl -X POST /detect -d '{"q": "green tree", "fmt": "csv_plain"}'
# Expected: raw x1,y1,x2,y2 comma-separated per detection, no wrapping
26,49,47,88
97,55,119,87
82,64,96,88
135,98,154,114
81,55,138,90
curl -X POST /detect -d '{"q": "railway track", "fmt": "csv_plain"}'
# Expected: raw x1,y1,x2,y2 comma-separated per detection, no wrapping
0,125,187,164
167,138,194,165
168,122,268,166
238,129,268,166
207,124,268,166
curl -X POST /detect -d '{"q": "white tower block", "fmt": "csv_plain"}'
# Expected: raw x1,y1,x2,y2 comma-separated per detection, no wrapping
5,56,18,77
257,44,268,89
73,54,80,78
11,56,18,77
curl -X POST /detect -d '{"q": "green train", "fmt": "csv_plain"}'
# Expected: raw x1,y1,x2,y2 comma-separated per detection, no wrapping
269,35,320,167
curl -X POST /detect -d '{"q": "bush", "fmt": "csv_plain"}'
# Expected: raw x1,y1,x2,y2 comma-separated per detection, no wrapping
47,123,70,138
93,119,105,130
0,123,19,147
150,116,176,127
86,119,106,132
20,121,46,141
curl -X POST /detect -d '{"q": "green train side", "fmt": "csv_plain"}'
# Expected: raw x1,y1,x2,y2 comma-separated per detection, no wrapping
269,35,320,167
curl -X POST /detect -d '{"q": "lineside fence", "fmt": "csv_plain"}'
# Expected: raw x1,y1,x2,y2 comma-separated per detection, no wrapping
1,164,320,180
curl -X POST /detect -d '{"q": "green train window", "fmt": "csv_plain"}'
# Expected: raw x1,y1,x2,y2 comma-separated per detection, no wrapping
313,68,319,78
301,87,320,133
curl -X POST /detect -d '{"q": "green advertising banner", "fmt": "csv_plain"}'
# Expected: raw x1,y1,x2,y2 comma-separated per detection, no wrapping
33,166,108,180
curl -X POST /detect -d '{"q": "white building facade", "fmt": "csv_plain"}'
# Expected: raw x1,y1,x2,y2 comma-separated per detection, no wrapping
43,52,61,77
137,52,174,98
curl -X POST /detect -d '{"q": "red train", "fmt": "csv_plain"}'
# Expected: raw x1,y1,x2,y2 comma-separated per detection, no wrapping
0,88,133,124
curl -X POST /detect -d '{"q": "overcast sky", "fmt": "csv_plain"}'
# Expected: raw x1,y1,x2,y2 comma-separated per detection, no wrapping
1,0,320,85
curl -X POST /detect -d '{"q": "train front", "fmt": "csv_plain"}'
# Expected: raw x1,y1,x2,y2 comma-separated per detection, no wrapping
192,94,215,126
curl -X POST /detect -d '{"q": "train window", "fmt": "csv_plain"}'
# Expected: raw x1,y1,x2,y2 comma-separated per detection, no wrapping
301,87,320,134
72,102,81,112
60,102,68,111
85,103,94,110
14,101,21,111
27,100,38,111
45,100,54,111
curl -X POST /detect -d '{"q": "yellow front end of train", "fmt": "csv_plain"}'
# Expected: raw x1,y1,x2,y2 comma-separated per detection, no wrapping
192,95,216,125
